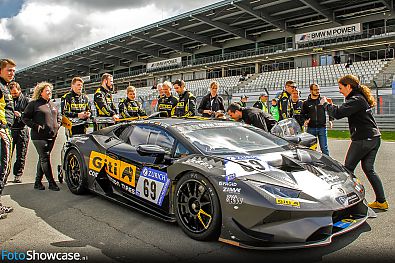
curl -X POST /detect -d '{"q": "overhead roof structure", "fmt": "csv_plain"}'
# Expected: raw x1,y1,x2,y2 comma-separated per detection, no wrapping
16,0,394,89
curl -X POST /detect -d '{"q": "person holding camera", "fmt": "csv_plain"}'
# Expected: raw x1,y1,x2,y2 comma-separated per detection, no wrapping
198,81,225,118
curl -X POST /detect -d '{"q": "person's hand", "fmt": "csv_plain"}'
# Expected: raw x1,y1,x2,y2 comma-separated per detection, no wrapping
112,114,120,121
304,119,310,127
77,112,86,119
204,110,213,115
320,97,328,105
14,111,21,118
85,111,91,118
329,120,333,129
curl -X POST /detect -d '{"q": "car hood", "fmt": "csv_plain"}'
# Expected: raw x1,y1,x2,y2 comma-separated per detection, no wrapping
220,149,364,207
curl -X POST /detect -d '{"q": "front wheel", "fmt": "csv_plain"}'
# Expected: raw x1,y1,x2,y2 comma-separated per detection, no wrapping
174,172,221,241
65,149,88,195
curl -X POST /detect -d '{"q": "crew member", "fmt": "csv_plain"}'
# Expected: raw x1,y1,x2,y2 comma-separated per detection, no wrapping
61,77,91,137
0,58,15,217
291,88,304,128
93,73,119,130
9,81,29,183
157,81,178,117
253,93,269,113
118,86,147,118
227,103,277,132
173,79,196,117
278,80,296,120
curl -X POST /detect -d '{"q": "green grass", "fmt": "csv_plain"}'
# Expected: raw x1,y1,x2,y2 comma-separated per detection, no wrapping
328,130,395,141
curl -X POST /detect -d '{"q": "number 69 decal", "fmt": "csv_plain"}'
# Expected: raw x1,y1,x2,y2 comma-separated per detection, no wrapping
136,167,170,206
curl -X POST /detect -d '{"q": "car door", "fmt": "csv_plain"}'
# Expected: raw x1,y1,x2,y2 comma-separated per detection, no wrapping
107,124,176,212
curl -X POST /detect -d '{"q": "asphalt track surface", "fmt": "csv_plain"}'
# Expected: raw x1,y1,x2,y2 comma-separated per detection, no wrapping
1,127,394,263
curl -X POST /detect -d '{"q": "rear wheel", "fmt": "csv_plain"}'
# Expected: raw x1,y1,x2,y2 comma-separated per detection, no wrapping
65,149,88,195
174,172,221,241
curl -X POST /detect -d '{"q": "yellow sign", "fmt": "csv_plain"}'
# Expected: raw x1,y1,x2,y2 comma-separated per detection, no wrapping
276,198,300,208
89,151,136,187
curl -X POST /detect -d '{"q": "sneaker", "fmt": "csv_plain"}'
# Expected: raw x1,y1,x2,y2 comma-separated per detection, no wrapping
368,201,389,210
0,210,7,219
0,204,14,213
34,182,45,190
48,183,60,191
12,178,22,183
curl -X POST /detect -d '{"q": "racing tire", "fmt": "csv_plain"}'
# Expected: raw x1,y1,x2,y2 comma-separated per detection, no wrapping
175,172,221,241
65,148,88,195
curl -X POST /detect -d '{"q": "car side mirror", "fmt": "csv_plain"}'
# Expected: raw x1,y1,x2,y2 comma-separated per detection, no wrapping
136,144,166,163
283,136,302,144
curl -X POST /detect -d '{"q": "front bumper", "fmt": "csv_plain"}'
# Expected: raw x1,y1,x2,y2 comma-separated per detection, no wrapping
219,199,369,250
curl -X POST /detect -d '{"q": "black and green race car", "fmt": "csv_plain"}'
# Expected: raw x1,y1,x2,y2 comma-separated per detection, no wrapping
60,117,370,249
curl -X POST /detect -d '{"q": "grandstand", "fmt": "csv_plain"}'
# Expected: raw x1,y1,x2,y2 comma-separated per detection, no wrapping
14,0,395,123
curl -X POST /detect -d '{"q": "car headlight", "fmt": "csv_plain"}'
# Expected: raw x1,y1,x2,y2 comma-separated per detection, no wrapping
250,181,301,198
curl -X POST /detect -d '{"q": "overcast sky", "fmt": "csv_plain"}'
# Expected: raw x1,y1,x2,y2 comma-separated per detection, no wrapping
0,0,220,69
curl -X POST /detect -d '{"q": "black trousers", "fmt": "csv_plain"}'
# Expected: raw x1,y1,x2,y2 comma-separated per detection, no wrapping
32,139,56,184
0,128,12,195
11,128,29,178
345,136,386,203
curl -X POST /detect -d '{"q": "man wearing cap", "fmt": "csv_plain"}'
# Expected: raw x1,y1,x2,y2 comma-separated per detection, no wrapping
173,79,196,117
277,80,296,120
227,103,277,132
253,93,269,113
238,95,249,107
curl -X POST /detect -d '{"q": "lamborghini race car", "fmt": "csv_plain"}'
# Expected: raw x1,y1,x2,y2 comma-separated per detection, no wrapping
60,118,370,249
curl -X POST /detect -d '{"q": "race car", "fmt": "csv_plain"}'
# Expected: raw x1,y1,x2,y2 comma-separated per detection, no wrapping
60,117,370,249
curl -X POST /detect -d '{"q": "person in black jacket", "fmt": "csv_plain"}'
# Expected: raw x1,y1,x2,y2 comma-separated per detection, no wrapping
173,79,196,117
93,73,119,130
227,103,277,132
198,81,225,118
321,74,387,210
301,83,333,155
278,80,296,120
157,81,178,117
61,77,92,137
0,58,16,217
118,86,147,118
290,88,304,128
23,82,61,191
9,81,30,183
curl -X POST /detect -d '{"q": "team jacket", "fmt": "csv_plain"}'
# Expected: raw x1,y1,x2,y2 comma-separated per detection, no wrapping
0,77,14,128
253,100,269,113
61,90,92,118
324,90,380,141
94,86,117,117
157,95,178,117
118,98,147,118
291,100,304,128
277,90,293,120
12,93,29,129
175,91,196,117
22,97,61,140
241,107,277,132
197,93,225,117
301,95,333,128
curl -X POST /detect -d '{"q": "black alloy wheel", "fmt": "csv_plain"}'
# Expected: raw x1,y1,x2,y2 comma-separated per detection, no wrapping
65,149,88,195
175,172,221,241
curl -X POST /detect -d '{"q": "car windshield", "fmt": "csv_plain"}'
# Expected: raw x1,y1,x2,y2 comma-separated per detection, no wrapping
175,122,288,155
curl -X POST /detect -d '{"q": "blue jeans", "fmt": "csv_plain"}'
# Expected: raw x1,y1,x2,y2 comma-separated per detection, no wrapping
307,127,329,156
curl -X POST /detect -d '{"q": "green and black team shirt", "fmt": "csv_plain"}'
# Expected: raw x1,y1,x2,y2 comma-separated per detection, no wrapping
93,86,117,117
157,95,178,117
61,90,92,118
118,98,147,118
0,77,14,128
